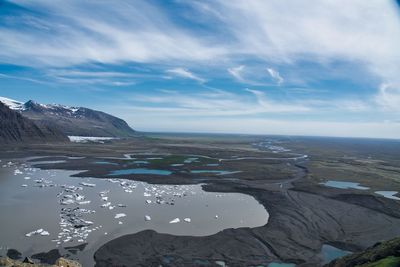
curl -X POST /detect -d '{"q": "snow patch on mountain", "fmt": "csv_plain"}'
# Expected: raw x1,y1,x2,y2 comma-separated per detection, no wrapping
68,136,118,143
0,96,24,110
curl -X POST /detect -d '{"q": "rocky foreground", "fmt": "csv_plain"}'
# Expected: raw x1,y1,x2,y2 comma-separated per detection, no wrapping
325,237,400,267
0,257,81,267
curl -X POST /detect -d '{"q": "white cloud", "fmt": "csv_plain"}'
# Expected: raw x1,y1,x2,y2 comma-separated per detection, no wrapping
266,68,283,85
166,68,206,83
375,83,400,112
227,65,245,82
0,0,227,66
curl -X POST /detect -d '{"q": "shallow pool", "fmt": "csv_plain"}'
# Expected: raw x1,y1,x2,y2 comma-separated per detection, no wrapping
109,168,172,176
320,181,369,190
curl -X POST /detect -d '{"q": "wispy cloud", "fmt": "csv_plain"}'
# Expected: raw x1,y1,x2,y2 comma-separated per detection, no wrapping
0,0,226,67
165,68,206,83
375,83,400,112
266,68,283,85
227,65,245,82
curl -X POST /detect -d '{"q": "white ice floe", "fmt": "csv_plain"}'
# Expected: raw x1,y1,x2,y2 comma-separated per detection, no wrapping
101,202,111,208
183,218,191,223
60,199,75,205
145,199,152,204
21,184,28,187
40,231,50,236
143,192,151,197
25,228,49,237
169,218,180,224
215,215,219,219
24,177,31,180
144,215,151,221
115,213,126,219
79,182,96,187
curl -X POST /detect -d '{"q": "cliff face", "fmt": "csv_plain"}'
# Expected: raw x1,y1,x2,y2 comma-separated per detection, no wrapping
0,102,68,143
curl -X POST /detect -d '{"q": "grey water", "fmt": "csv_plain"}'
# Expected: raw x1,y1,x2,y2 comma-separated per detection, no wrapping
320,180,369,190
0,159,269,266
375,191,400,200
109,168,172,176
190,170,241,175
321,244,350,264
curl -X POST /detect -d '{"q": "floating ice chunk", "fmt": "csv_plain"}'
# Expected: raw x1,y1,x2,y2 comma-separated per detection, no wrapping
118,221,123,225
25,228,47,237
101,202,111,208
24,177,31,180
144,192,151,197
215,215,219,219
78,201,91,205
21,184,28,187
101,196,108,201
75,194,85,201
14,169,23,175
169,218,180,224
80,182,96,187
183,218,191,223
145,199,152,204
115,213,126,219
40,231,50,236
144,215,151,221
60,199,75,205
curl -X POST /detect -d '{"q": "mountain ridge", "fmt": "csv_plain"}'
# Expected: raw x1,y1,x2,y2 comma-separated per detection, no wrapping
0,101,68,143
0,97,136,137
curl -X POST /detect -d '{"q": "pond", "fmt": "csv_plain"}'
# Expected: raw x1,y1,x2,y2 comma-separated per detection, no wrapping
375,191,400,200
109,168,172,176
320,180,369,190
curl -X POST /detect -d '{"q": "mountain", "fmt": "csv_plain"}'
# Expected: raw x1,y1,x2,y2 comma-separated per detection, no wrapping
0,101,68,143
0,97,136,137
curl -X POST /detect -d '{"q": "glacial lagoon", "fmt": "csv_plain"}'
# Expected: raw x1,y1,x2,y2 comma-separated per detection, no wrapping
0,159,269,266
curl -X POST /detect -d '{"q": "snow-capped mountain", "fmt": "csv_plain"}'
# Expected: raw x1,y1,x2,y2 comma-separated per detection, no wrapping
0,96,25,111
0,101,68,143
0,97,135,137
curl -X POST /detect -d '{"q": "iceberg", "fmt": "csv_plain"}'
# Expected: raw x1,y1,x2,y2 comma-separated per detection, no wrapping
169,218,180,224
80,182,96,187
115,213,126,219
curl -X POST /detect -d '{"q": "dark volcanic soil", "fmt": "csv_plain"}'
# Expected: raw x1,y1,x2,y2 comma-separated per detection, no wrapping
2,135,400,267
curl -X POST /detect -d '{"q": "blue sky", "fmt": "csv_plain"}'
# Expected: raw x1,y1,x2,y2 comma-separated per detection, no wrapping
1,0,400,138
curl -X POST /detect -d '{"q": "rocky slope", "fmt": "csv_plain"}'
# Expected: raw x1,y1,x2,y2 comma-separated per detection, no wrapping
0,256,81,267
0,97,135,137
325,237,400,267
0,102,67,143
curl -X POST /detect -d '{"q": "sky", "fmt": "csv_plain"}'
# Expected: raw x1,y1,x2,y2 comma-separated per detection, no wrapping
1,0,400,139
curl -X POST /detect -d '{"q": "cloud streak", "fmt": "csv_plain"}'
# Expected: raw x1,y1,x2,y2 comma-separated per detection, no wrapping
166,68,206,83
